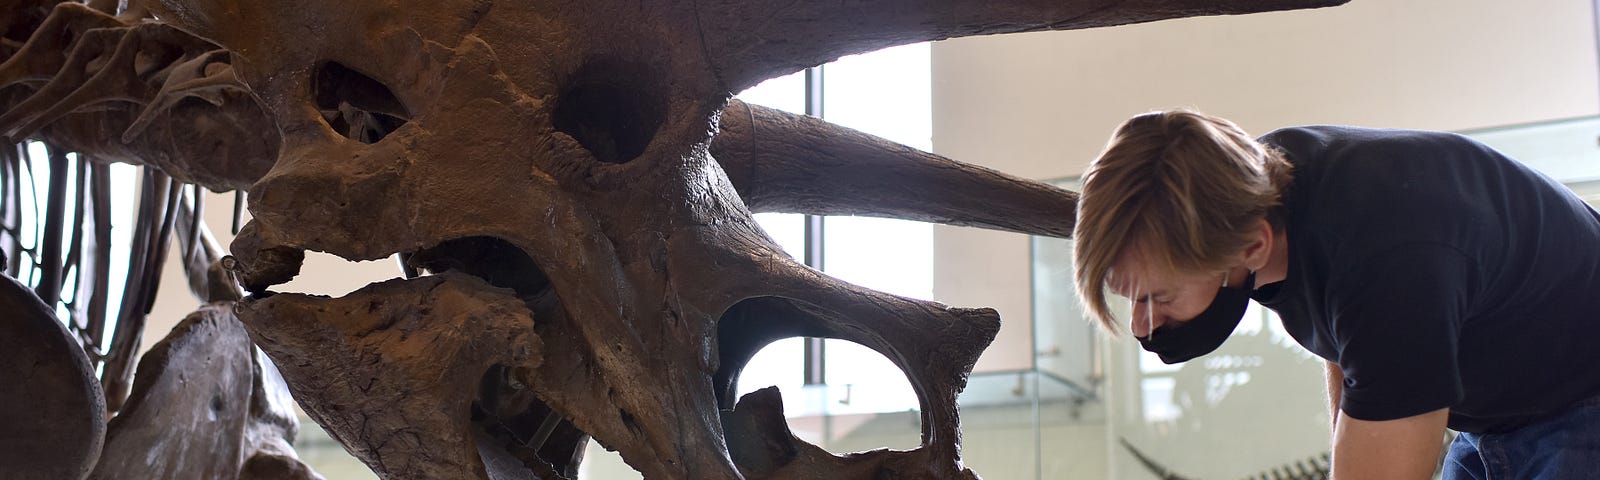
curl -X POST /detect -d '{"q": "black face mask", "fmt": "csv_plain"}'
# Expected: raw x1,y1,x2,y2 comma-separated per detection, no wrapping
1137,271,1255,364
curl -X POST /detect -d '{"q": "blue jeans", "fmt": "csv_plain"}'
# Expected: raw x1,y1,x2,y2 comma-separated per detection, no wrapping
1443,396,1600,480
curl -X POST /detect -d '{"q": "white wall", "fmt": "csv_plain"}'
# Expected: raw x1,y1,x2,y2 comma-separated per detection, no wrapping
933,0,1600,374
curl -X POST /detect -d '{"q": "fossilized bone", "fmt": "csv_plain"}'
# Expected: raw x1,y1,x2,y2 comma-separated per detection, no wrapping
0,0,1347,478
80,201,321,480
0,1,274,190
88,304,324,480
0,272,105,480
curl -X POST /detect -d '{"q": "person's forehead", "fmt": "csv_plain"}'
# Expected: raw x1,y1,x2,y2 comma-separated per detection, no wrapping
1107,247,1165,297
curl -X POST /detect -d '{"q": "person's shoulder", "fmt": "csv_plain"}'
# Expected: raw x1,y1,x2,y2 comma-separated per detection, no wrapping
1262,126,1501,181
1262,125,1486,155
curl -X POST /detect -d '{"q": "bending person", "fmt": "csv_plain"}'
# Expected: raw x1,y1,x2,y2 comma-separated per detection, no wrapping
1073,109,1600,479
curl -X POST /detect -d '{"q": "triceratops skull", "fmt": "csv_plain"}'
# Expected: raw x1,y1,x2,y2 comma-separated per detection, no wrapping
94,0,1342,478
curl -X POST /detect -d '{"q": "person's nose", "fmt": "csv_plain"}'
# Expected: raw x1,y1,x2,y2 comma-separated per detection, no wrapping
1129,302,1167,338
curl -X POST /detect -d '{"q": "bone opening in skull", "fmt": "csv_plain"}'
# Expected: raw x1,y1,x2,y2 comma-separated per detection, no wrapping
553,59,668,165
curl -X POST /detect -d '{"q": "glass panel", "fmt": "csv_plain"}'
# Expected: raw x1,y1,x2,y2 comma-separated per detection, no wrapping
959,370,1107,479
1030,178,1101,395
1458,115,1600,210
1459,115,1600,184
1567,179,1600,207
1099,287,1331,479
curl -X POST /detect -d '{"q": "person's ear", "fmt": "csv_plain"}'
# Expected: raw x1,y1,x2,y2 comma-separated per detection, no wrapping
1241,217,1273,271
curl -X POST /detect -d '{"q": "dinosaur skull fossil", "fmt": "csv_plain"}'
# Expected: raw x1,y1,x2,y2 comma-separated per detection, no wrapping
0,0,1347,477
213,2,1004,477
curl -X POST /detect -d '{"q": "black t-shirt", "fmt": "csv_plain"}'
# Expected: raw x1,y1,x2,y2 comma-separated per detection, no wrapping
1252,125,1600,434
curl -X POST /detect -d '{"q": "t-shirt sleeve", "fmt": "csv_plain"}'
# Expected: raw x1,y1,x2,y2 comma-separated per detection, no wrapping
1327,244,1473,421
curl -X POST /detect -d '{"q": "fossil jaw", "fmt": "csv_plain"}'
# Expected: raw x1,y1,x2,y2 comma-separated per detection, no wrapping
235,272,549,479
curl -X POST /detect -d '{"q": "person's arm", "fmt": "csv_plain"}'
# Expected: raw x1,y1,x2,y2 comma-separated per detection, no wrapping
1319,245,1470,477
1325,361,1342,428
1331,408,1448,480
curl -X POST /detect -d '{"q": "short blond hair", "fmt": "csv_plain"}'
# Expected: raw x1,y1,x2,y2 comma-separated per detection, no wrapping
1073,109,1291,332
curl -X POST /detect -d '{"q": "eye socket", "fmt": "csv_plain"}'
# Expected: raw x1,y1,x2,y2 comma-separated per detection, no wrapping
312,61,411,144
552,59,665,165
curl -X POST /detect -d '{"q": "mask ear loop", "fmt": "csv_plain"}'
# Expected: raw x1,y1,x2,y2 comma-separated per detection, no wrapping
1139,281,1152,337
1132,281,1153,339
1145,290,1153,338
